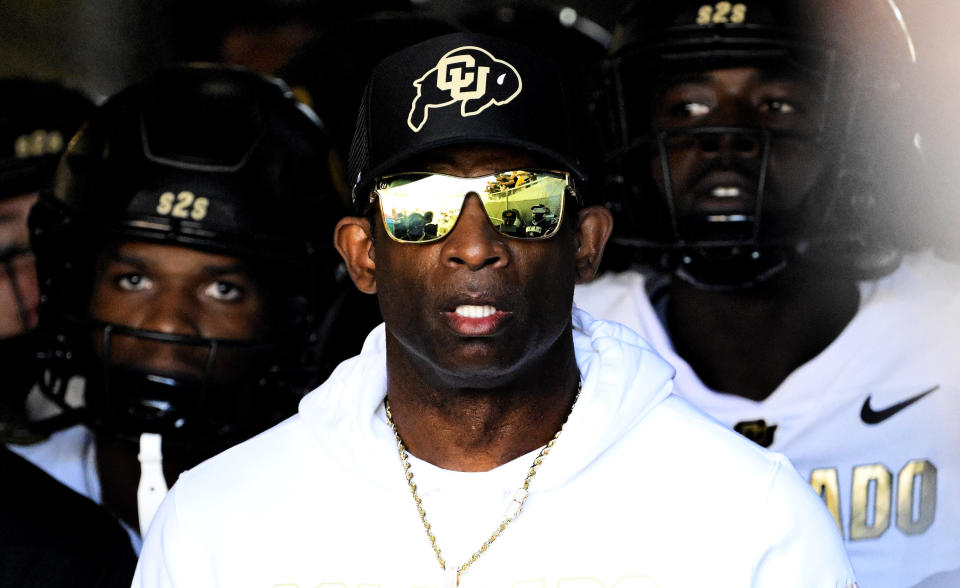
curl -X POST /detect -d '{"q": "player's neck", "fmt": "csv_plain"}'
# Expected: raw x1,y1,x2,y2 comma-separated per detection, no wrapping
665,267,860,401
383,333,580,472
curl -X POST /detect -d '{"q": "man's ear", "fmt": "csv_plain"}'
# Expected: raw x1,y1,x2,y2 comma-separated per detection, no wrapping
573,205,614,284
334,216,377,294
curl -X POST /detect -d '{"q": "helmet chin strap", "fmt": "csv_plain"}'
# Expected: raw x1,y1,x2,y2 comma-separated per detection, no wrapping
672,247,789,291
137,432,168,535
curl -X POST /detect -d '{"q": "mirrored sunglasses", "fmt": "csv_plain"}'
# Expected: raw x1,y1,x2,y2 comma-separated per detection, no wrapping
372,169,574,244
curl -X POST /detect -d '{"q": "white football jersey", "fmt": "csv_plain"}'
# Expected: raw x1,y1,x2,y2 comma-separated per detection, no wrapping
575,252,960,588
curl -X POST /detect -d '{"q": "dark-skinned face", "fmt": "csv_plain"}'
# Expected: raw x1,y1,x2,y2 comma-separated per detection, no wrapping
88,241,268,381
0,193,39,337
650,66,828,234
372,145,578,387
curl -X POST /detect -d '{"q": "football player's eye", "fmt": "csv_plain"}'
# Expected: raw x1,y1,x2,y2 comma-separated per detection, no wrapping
204,280,244,301
669,101,711,118
117,273,152,291
761,99,797,114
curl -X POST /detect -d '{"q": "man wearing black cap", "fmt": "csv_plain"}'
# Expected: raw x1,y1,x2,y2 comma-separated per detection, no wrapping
499,208,522,236
134,34,855,587
524,203,556,238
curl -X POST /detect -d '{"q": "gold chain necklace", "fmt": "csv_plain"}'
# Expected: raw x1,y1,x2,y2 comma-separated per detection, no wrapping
384,381,581,586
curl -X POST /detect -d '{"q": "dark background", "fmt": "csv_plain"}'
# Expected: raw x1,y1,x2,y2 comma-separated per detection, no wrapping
0,0,622,98
1,0,955,121
1,0,957,248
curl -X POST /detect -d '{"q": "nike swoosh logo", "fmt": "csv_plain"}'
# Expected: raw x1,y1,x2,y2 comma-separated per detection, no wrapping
861,386,939,425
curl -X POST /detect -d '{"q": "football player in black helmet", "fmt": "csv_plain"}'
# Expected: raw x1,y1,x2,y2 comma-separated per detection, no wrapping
596,0,923,285
10,64,355,544
583,0,924,393
576,2,960,586
0,78,94,441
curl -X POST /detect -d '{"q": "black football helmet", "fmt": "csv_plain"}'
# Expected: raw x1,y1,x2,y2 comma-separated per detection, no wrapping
29,64,351,456
0,78,94,440
601,0,923,288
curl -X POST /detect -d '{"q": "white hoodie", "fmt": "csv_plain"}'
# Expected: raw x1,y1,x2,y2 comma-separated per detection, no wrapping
133,309,855,588
575,252,960,588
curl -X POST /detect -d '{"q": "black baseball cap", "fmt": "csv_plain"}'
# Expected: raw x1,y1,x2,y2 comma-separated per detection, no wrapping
348,32,585,210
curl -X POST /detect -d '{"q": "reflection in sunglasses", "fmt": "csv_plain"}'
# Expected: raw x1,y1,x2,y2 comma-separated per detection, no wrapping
375,170,570,243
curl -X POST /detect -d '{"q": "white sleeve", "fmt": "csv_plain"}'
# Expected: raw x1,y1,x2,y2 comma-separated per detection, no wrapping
131,482,213,588
751,454,859,588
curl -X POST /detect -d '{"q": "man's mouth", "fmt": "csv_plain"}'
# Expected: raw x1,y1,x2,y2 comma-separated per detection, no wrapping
684,170,759,214
454,304,497,318
693,168,756,198
711,186,742,198
445,304,510,336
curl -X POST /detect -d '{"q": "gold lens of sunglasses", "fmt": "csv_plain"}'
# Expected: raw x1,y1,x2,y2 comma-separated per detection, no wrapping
374,170,570,243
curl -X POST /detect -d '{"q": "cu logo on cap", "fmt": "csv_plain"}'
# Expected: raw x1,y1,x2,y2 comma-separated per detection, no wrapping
407,45,523,133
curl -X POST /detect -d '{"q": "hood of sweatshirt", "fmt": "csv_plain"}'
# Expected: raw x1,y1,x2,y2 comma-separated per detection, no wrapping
298,307,676,493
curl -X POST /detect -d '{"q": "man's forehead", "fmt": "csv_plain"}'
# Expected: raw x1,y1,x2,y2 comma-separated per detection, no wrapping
658,63,821,87
100,240,248,270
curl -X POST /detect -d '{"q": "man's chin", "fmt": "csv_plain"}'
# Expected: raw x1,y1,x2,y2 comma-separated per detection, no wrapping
426,347,537,389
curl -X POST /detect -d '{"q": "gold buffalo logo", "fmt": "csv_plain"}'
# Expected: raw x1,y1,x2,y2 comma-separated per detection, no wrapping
407,46,523,133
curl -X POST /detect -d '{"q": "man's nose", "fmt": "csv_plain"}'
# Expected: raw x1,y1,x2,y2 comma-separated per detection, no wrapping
440,194,511,271
697,131,763,159
696,103,763,158
4,256,40,331
134,288,201,336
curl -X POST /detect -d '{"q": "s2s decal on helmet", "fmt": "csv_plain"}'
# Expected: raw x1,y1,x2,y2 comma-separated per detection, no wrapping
407,45,522,133
14,129,65,158
156,191,210,221
696,2,748,25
